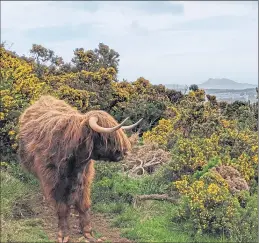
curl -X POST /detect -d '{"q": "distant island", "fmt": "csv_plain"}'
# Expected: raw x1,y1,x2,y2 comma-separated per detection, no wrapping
199,78,257,90
164,78,258,103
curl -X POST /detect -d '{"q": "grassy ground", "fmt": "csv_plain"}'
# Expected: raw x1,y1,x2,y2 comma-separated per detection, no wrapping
1,162,256,243
1,165,50,242
93,200,229,243
0,163,131,243
91,162,231,243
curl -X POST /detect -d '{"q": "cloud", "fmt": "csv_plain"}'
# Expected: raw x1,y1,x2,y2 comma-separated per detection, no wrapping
179,1,257,20
162,15,255,32
1,2,99,30
108,1,184,15
1,1,258,85
24,24,101,42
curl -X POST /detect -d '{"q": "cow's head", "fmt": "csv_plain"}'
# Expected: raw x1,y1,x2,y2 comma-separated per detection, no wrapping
87,111,143,162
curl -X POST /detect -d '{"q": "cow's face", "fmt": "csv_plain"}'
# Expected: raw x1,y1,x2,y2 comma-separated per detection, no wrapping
86,111,142,162
91,134,128,162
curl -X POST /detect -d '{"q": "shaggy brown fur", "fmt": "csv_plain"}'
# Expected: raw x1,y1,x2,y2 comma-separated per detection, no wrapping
82,159,95,208
19,95,131,164
18,95,131,197
18,95,132,242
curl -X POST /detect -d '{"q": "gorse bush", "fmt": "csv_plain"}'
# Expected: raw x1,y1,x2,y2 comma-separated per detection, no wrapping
141,85,257,241
173,170,257,241
0,48,47,155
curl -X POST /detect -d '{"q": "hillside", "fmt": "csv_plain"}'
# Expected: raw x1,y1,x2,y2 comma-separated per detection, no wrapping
1,44,258,243
199,78,257,90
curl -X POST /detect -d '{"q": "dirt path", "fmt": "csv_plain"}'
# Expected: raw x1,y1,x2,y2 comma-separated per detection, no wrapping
27,193,132,243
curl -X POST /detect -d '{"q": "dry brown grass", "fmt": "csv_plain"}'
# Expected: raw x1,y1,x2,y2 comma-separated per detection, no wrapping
212,165,249,193
122,142,171,177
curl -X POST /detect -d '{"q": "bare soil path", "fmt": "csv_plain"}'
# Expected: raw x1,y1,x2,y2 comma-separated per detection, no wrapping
26,192,132,243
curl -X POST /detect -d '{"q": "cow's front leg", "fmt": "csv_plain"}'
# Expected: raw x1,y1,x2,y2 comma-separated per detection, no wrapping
75,201,97,242
56,202,70,243
76,160,101,242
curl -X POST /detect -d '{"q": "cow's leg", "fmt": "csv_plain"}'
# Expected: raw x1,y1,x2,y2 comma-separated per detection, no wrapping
75,200,95,241
39,182,48,202
75,160,102,242
75,202,104,242
34,158,53,203
56,202,70,243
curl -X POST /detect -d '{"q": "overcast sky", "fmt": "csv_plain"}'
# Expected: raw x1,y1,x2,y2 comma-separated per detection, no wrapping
1,1,258,85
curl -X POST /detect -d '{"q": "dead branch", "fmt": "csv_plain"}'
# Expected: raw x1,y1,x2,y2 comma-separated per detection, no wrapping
122,143,171,176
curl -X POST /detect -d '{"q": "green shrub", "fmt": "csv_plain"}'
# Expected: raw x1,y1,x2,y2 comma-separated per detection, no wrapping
174,171,258,241
231,193,258,242
193,157,221,179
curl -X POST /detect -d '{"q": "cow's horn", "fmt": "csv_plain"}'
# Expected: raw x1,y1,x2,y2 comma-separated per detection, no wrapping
89,116,129,133
122,118,143,130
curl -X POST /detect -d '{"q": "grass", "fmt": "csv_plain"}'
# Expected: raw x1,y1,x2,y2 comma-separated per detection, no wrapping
1,161,257,243
1,164,50,242
91,162,236,243
93,199,229,243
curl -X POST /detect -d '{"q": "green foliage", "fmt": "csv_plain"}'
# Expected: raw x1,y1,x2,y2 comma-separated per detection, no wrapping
111,98,167,133
92,162,169,207
165,89,184,103
232,193,258,243
72,43,120,74
173,168,258,241
92,163,225,242
29,44,64,78
0,47,48,156
143,119,175,148
222,100,258,131
193,157,221,179
1,161,39,186
1,170,30,218
189,84,199,92
116,203,190,242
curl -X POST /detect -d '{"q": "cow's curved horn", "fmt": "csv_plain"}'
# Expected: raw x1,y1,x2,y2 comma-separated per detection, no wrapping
122,118,143,130
89,116,129,133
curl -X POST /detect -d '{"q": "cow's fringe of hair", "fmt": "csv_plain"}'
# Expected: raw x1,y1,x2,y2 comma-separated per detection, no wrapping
18,95,131,169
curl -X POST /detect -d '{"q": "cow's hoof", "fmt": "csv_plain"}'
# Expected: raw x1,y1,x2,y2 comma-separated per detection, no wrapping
83,232,103,242
84,232,96,242
58,235,69,243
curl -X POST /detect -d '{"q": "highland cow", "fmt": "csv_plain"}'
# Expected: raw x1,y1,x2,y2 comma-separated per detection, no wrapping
18,95,142,243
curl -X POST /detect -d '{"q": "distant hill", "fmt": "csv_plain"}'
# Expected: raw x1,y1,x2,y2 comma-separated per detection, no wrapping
199,78,257,90
164,79,257,103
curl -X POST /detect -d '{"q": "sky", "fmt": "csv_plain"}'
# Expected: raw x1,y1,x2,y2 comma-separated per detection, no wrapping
1,1,258,85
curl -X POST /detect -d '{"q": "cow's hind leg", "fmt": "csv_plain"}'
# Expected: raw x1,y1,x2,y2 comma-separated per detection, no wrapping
56,202,70,243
